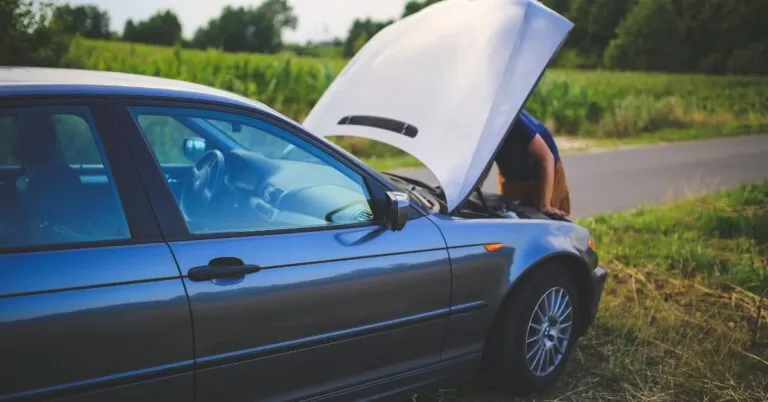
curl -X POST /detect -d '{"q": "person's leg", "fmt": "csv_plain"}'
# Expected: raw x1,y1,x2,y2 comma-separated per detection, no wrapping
551,161,571,216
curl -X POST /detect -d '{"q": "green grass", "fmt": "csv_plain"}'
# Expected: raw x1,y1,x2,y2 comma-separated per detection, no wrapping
415,181,768,401
602,121,768,147
559,122,768,154
583,181,768,293
362,154,421,171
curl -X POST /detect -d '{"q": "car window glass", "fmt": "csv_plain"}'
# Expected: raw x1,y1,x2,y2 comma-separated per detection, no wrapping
197,119,322,164
1,115,105,167
54,115,105,165
130,107,375,235
137,115,202,165
0,117,17,167
0,106,131,249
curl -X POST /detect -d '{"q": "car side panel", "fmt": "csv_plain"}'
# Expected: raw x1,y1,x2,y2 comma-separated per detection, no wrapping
195,320,447,401
51,374,193,402
426,215,591,359
174,218,451,401
0,245,194,401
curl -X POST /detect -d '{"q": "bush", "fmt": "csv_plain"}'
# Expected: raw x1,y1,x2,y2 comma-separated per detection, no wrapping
525,79,603,134
598,95,687,137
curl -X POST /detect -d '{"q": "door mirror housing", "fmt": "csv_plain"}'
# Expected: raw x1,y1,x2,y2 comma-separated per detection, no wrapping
183,138,207,162
384,191,410,231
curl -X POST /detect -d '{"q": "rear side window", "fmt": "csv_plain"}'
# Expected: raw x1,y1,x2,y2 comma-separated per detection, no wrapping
0,114,104,167
0,106,130,249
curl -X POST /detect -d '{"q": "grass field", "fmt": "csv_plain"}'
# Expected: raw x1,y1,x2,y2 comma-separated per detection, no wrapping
412,181,768,401
60,38,768,167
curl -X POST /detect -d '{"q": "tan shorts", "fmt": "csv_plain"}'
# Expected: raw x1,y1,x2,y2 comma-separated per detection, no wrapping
498,160,571,216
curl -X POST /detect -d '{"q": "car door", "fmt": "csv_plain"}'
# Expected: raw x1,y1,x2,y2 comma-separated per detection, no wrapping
114,100,452,401
0,99,194,401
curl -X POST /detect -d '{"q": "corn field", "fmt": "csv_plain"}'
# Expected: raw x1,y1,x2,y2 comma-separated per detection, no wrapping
64,38,768,142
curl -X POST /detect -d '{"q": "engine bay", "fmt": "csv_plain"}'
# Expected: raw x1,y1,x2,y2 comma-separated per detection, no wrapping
457,190,555,220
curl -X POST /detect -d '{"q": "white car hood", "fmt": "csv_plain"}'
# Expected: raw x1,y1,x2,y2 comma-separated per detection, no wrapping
303,0,573,213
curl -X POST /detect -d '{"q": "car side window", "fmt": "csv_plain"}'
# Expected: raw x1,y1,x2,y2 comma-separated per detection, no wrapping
129,106,375,235
0,106,131,249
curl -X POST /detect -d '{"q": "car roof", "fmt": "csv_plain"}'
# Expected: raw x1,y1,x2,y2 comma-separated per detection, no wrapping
0,67,281,116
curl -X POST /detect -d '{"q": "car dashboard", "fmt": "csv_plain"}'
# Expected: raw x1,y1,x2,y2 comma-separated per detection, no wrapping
219,150,375,231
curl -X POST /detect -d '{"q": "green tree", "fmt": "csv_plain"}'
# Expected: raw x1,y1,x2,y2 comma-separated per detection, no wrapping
727,43,768,76
342,18,391,57
669,0,768,74
540,0,570,14
0,0,68,66
603,0,687,72
191,0,297,53
50,4,110,39
342,0,442,58
562,0,637,67
123,10,181,46
402,0,441,18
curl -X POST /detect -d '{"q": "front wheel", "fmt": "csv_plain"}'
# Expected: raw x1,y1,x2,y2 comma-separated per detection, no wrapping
483,263,582,396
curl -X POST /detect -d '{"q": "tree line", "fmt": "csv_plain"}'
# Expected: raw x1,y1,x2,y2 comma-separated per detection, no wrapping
1,0,300,63
543,0,767,76
2,0,766,75
345,0,767,76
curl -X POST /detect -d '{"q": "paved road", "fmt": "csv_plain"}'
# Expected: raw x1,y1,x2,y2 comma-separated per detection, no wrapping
394,134,768,218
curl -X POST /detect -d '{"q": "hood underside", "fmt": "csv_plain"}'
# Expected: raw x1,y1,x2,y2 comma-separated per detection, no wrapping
304,0,573,213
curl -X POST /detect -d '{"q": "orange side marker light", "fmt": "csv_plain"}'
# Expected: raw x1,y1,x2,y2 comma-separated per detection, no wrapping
484,243,504,252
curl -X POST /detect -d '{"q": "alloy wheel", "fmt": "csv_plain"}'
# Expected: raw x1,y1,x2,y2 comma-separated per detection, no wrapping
524,287,573,377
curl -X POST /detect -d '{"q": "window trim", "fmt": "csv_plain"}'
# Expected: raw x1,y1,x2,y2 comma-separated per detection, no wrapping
0,96,164,255
109,97,417,242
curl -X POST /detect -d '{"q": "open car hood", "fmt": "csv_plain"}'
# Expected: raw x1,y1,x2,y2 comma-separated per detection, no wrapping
303,0,573,213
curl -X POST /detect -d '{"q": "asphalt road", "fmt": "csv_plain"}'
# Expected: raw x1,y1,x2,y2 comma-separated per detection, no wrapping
394,134,768,218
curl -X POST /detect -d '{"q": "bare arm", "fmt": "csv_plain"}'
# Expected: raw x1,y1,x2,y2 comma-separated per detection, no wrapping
528,134,563,216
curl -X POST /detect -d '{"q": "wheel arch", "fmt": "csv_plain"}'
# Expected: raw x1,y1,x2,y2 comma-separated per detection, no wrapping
502,251,596,338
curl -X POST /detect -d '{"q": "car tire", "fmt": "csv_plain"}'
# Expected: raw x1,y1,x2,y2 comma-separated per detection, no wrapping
483,262,582,396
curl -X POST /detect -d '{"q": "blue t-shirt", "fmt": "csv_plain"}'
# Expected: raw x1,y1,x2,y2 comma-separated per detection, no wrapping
495,110,560,181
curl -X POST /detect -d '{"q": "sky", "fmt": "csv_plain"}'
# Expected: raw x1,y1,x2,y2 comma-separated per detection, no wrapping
64,0,411,44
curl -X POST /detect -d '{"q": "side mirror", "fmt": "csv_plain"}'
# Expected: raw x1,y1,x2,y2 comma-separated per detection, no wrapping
384,191,410,231
183,138,207,162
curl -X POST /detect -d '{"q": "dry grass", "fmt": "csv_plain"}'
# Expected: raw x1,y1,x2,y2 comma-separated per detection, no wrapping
414,267,767,401
411,181,768,402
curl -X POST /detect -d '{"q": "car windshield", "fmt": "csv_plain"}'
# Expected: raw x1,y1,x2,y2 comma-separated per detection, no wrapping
193,118,324,164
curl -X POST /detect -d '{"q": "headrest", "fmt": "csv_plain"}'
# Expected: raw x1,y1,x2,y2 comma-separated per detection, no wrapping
11,113,58,167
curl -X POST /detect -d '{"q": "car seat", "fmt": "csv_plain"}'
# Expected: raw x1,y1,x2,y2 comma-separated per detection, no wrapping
12,113,93,243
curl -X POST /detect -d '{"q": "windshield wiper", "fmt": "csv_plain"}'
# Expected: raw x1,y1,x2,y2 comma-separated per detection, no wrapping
382,173,437,210
406,184,435,209
383,172,441,197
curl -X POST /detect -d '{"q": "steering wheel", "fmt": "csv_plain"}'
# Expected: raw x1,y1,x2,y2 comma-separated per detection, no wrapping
181,150,226,216
325,199,372,223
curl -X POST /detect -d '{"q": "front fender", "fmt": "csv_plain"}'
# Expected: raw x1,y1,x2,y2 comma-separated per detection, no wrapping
426,214,593,359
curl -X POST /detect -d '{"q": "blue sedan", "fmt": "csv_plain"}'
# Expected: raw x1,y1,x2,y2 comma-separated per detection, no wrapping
0,2,605,401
